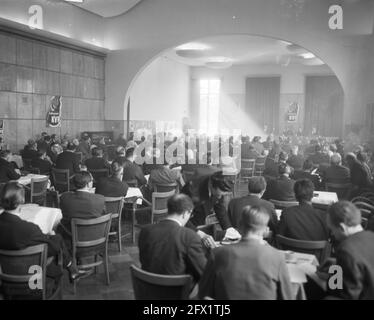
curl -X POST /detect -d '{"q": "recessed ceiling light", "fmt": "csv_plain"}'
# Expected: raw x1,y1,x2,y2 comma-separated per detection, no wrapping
299,52,316,59
65,0,84,3
175,42,210,51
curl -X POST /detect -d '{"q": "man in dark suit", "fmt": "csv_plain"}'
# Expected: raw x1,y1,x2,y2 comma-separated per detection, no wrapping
85,147,110,172
198,205,294,300
22,139,39,160
0,182,83,289
324,201,374,299
287,145,304,170
55,142,81,178
138,194,207,284
263,163,296,201
277,179,329,241
308,144,330,167
346,153,372,191
322,153,350,185
122,147,147,186
181,171,239,247
0,150,21,183
31,149,53,175
95,161,129,197
228,176,278,232
291,159,321,190
59,171,106,233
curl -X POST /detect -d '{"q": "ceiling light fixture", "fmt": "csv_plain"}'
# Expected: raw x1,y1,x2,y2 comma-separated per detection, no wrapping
299,52,316,59
64,0,84,3
205,57,233,69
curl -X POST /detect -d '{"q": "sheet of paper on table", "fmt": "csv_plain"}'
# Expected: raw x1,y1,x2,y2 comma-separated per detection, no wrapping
287,264,308,283
312,191,338,206
275,209,282,220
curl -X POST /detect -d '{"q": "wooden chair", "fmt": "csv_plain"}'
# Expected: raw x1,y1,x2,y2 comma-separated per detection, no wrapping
130,264,193,300
325,182,351,200
353,201,374,220
240,159,255,181
89,168,109,186
30,176,49,206
105,196,125,252
51,168,71,193
0,244,62,300
152,190,176,224
71,214,112,294
254,156,266,176
154,182,178,193
124,179,138,187
275,234,330,264
270,199,298,210
351,196,374,207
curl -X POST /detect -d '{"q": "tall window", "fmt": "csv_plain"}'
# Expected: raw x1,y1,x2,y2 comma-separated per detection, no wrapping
199,79,220,135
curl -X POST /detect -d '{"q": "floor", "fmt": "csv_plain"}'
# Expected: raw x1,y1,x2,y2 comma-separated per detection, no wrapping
62,180,249,300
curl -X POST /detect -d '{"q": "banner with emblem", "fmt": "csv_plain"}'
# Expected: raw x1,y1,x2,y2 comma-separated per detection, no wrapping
46,96,62,127
286,101,299,122
0,119,4,135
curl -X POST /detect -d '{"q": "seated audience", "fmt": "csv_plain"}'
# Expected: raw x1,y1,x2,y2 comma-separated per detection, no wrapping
55,142,81,178
291,159,321,189
228,176,278,233
77,135,91,161
345,153,373,192
308,144,330,167
325,201,374,299
138,194,207,284
357,151,373,181
0,150,21,183
277,179,329,241
287,145,304,170
58,171,106,234
95,161,129,197
22,139,38,160
0,182,83,288
114,146,127,166
263,163,296,201
148,160,184,190
48,143,62,164
182,171,239,247
198,205,294,300
122,147,147,186
85,147,110,172
37,135,51,152
322,153,350,185
31,149,53,175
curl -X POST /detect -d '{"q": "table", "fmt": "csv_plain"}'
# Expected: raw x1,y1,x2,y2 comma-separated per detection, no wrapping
0,204,62,235
312,191,338,207
17,174,49,186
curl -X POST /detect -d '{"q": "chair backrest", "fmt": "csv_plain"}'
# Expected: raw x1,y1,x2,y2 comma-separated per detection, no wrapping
154,183,178,193
30,176,49,205
276,234,328,263
270,199,299,209
71,214,112,259
325,183,351,200
104,197,125,218
22,158,33,170
89,169,109,184
51,168,70,193
124,179,138,187
351,196,374,207
0,244,47,300
255,156,266,166
130,264,192,300
240,159,256,178
353,201,374,219
152,190,176,221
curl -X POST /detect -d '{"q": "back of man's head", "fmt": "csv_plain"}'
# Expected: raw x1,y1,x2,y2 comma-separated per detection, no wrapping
330,153,342,166
328,201,361,228
167,194,194,216
92,147,103,157
247,176,266,194
294,179,314,203
240,205,270,234
67,142,76,151
73,171,93,189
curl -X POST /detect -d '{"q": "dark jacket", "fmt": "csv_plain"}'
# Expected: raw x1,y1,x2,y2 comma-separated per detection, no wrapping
95,176,129,198
31,158,52,175
263,175,296,202
0,158,21,183
277,203,329,241
138,219,207,283
328,231,374,299
198,238,294,299
21,148,38,160
85,157,110,171
59,191,106,231
55,151,81,177
322,165,351,185
181,175,232,231
287,155,304,170
291,170,321,190
349,161,373,189
227,195,278,232
122,159,147,186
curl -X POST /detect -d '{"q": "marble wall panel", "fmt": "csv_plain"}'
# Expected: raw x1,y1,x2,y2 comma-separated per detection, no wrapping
17,93,33,119
0,34,16,64
16,39,33,67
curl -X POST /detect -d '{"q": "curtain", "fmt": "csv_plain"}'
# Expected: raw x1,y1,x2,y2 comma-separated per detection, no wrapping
245,77,281,134
304,75,344,137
